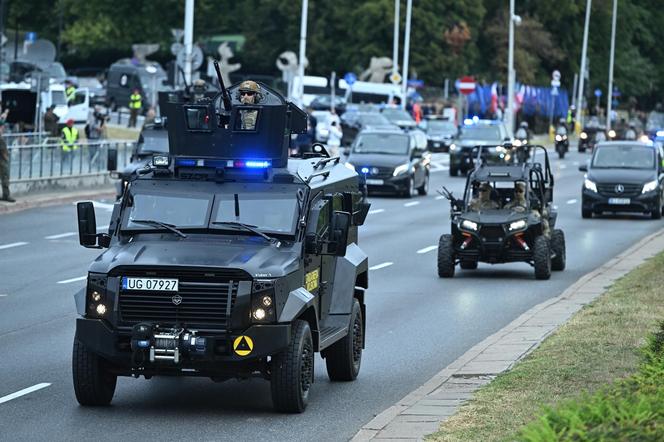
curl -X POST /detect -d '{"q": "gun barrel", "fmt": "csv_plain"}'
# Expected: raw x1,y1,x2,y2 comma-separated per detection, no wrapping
213,61,232,112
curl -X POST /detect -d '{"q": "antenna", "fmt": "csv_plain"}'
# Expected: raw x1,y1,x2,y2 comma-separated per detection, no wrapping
213,60,232,112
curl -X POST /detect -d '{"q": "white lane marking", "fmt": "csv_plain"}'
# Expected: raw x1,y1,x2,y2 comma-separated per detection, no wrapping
57,276,87,284
369,262,393,271
567,199,578,205
404,201,420,207
368,209,385,215
0,294,7,297
430,166,449,173
0,242,28,250
560,164,567,169
0,383,51,405
573,161,580,165
417,245,438,254
45,232,76,240
435,195,445,200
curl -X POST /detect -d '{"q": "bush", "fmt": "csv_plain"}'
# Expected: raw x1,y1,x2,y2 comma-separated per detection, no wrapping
517,321,664,442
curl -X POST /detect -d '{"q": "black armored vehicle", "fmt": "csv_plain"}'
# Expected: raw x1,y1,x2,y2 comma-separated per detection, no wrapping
72,77,371,413
437,145,565,280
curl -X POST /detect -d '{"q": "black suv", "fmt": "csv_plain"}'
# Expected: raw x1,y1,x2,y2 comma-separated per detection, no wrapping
449,120,511,176
72,82,370,413
438,146,565,280
344,128,430,197
579,141,664,219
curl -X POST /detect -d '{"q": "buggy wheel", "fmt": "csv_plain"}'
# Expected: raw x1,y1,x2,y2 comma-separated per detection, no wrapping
417,173,429,196
533,236,551,280
72,334,117,406
271,320,313,413
324,298,363,381
551,229,566,271
460,260,478,270
437,234,455,278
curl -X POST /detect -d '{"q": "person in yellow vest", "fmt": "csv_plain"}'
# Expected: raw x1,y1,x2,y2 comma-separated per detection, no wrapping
61,119,79,173
65,80,76,104
128,88,142,128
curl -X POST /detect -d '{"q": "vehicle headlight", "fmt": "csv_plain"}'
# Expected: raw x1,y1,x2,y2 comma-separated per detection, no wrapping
608,130,616,138
513,139,522,147
449,143,457,152
584,178,598,193
580,132,588,140
319,128,329,136
393,163,409,176
642,180,658,194
251,280,276,323
344,162,355,171
508,219,527,231
86,273,109,318
555,135,562,141
460,219,479,231
639,135,650,143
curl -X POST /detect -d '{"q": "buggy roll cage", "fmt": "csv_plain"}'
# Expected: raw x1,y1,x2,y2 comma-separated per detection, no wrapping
471,143,554,188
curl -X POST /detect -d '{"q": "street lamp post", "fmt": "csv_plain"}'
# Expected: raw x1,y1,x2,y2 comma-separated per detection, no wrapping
392,0,399,83
297,0,309,107
606,0,617,131
506,0,520,133
183,0,195,85
400,0,412,109
576,0,592,129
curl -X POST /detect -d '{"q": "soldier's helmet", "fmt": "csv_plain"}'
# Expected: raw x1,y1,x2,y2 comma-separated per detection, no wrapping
193,79,206,93
236,80,263,103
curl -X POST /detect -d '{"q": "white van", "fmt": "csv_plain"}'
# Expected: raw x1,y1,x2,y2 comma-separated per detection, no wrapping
344,81,404,105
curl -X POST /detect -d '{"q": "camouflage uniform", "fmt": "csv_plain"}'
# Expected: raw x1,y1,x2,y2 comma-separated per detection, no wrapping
505,182,550,236
468,183,500,211
237,80,261,131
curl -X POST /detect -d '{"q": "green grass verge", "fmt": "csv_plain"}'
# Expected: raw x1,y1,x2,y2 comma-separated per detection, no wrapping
428,251,664,442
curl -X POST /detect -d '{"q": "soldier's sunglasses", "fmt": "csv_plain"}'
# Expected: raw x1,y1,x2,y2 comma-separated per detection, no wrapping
240,91,256,96
515,188,525,193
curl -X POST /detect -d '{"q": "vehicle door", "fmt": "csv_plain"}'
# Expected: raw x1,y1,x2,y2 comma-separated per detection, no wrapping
65,88,90,125
411,131,428,186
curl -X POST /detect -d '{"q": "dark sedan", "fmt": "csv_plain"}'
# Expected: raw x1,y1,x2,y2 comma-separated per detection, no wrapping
580,142,664,219
421,118,457,152
344,129,430,197
449,121,511,176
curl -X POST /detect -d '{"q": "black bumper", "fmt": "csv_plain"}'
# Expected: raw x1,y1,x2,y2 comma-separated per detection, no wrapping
449,149,474,172
76,318,291,374
365,174,410,194
582,189,659,214
428,139,451,152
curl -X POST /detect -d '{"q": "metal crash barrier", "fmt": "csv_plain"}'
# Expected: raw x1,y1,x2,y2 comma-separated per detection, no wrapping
7,139,135,181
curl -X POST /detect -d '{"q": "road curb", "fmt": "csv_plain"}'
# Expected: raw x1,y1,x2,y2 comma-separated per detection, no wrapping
352,227,664,441
0,188,116,215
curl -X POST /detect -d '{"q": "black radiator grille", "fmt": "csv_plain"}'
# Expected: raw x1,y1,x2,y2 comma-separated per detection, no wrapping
480,225,505,241
597,183,641,197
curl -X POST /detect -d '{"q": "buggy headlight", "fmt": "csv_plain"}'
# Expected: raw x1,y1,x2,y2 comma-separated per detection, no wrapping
642,180,658,194
584,178,598,193
580,132,588,140
508,219,527,231
393,163,409,176
460,219,479,231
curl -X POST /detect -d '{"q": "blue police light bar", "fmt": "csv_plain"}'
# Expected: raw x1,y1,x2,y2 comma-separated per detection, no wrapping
243,160,271,169
175,158,272,169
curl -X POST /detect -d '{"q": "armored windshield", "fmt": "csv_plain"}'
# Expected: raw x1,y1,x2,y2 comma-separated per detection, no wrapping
137,130,169,154
126,193,212,229
211,192,299,234
352,133,409,155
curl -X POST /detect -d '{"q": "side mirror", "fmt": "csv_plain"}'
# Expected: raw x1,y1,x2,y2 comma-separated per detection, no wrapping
107,146,118,171
77,202,110,249
578,164,588,172
328,211,351,257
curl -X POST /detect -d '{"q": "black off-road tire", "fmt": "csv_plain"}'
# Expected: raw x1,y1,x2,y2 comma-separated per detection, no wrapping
551,229,566,271
460,260,478,270
72,335,117,406
437,234,455,278
557,148,565,159
581,208,592,219
652,206,662,220
271,320,314,413
449,166,459,177
325,299,363,381
417,173,429,196
533,236,552,280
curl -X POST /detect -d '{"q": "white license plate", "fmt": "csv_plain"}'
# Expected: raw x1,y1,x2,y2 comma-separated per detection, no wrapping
366,179,384,185
122,277,179,291
608,198,630,205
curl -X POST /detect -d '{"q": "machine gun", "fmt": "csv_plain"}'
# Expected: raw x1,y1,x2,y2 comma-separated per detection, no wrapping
438,186,464,214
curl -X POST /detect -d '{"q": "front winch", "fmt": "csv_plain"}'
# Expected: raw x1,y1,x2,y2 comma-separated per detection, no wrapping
130,323,208,366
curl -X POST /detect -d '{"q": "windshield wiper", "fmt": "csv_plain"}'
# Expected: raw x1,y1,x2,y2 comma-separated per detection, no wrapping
129,219,187,238
211,221,281,247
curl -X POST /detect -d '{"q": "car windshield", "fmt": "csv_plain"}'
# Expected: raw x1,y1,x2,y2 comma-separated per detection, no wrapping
459,125,502,141
646,112,664,131
358,113,391,127
137,130,169,154
125,193,211,230
427,121,456,132
211,192,298,234
353,133,409,155
592,145,655,169
382,108,414,122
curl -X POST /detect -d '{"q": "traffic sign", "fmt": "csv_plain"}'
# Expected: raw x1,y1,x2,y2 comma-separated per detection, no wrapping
344,72,357,86
25,32,37,43
594,88,602,98
389,72,402,84
457,76,476,95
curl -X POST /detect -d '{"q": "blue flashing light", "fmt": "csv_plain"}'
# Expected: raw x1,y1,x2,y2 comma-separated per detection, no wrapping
176,158,197,167
472,116,480,123
244,160,271,169
137,340,150,348
360,167,370,174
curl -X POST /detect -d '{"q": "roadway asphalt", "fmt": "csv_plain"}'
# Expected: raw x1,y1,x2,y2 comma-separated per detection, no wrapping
0,149,661,441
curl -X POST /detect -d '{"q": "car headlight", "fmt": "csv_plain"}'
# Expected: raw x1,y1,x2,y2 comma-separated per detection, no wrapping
642,179,658,194
251,280,276,323
513,139,522,147
608,130,616,138
639,135,650,143
344,162,355,171
86,273,109,318
393,163,409,176
319,128,329,136
460,219,479,231
580,132,588,140
508,219,527,231
584,178,598,193
449,143,457,152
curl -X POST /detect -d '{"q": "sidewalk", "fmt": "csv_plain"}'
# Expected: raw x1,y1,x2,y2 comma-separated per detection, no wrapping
353,227,664,441
0,186,116,215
